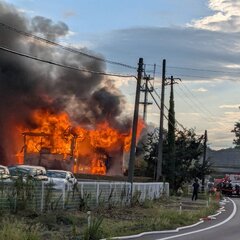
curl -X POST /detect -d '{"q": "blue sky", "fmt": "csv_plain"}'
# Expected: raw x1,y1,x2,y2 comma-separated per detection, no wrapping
2,0,240,149
5,0,210,32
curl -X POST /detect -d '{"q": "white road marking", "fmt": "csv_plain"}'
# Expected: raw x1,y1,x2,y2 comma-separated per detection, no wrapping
101,198,235,240
156,198,237,240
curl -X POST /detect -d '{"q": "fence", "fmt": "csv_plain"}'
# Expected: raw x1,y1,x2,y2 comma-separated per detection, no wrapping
0,180,169,212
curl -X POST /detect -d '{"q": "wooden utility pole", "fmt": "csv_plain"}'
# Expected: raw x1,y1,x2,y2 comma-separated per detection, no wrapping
201,130,207,192
156,59,166,181
128,58,144,188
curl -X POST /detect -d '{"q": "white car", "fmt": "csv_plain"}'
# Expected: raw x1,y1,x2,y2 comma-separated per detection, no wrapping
0,165,11,181
8,165,48,181
46,170,77,189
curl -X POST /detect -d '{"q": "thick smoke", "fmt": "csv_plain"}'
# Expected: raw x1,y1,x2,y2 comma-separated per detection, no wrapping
31,16,69,41
0,2,129,164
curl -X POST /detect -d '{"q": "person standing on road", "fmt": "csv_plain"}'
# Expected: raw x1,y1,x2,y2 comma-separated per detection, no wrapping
192,179,200,201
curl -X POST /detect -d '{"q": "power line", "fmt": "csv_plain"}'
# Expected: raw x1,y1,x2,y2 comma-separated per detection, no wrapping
163,105,186,131
167,66,240,75
147,86,176,130
149,74,220,129
178,82,227,129
170,74,210,79
152,63,240,76
147,83,204,137
0,45,136,78
175,85,212,123
148,81,186,131
179,82,215,118
0,22,137,70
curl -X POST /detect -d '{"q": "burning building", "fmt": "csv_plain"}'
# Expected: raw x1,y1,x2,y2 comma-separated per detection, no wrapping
21,110,144,175
0,2,144,175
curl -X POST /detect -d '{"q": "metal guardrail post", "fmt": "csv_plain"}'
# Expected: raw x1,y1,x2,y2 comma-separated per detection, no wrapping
40,182,44,212
63,184,66,209
96,182,99,206
87,211,91,229
179,201,182,214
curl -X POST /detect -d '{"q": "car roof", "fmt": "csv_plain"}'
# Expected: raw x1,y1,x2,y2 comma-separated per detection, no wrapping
0,165,8,168
10,165,46,170
47,170,70,173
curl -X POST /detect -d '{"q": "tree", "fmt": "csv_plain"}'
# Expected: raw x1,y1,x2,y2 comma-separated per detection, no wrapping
191,157,212,181
172,129,204,191
142,128,159,178
143,127,206,191
232,121,240,148
167,79,176,187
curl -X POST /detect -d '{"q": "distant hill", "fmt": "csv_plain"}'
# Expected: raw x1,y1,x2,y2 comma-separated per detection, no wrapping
207,148,240,174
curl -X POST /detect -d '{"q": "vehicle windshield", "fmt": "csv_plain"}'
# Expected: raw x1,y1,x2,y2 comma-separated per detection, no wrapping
47,171,66,179
8,167,28,176
17,168,30,175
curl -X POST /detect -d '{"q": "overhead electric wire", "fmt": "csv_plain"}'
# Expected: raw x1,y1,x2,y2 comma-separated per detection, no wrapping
175,85,228,132
0,45,136,78
180,82,215,117
152,63,240,76
147,86,177,130
151,71,211,80
0,22,137,70
175,85,212,123
177,83,211,116
177,82,220,123
167,66,240,75
171,74,210,79
147,81,186,131
178,82,227,129
163,104,187,131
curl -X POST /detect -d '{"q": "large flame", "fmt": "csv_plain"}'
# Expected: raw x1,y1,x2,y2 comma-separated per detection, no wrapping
18,110,144,175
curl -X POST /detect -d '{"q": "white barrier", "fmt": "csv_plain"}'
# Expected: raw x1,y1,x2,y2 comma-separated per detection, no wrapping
0,181,169,212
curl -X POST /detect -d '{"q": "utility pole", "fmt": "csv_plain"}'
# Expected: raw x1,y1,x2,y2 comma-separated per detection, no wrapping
156,59,166,181
202,130,207,192
140,74,153,122
128,58,144,192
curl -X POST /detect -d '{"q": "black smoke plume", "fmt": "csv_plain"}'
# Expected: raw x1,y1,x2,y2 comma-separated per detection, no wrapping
0,2,130,164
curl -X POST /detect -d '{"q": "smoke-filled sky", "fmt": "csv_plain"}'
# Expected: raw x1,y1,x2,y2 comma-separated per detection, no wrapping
0,1,132,164
1,0,240,150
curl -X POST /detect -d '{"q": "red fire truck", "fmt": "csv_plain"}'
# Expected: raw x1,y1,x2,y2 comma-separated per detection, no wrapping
214,174,240,196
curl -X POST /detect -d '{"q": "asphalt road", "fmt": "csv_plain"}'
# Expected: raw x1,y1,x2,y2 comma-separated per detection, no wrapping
120,197,239,240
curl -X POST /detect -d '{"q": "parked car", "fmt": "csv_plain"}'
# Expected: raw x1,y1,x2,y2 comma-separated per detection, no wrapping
8,165,48,181
0,165,11,181
46,170,77,189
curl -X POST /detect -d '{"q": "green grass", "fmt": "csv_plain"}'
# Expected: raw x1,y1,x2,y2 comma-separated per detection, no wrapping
100,198,219,238
0,218,42,240
0,196,220,240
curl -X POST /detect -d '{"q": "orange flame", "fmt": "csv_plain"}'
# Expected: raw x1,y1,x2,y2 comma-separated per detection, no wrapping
18,110,145,175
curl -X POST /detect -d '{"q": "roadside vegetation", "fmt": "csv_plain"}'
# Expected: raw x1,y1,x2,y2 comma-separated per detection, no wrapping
0,191,220,240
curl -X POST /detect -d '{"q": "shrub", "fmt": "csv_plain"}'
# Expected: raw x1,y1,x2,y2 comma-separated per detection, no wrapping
83,216,104,240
